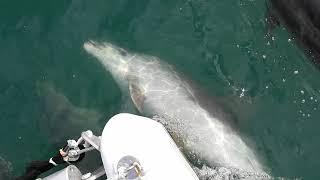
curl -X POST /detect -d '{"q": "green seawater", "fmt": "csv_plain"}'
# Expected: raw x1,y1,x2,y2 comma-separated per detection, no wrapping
0,0,319,179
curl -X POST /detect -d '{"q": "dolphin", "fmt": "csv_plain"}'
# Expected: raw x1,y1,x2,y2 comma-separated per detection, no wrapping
83,41,266,172
36,82,103,144
267,0,320,68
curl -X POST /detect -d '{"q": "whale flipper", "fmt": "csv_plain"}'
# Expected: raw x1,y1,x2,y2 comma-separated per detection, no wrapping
129,82,145,113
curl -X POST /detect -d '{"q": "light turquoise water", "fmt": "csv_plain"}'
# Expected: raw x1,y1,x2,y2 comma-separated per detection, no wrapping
0,0,319,179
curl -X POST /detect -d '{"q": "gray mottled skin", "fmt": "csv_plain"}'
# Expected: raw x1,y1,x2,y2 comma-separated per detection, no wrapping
84,41,266,173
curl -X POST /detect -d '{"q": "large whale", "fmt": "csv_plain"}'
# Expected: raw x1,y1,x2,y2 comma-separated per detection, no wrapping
267,0,320,68
83,41,265,172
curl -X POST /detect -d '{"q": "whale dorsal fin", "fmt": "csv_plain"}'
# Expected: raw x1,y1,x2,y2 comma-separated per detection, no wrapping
129,82,145,113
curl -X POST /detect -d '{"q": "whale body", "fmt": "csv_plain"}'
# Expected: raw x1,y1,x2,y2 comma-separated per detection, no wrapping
83,41,265,172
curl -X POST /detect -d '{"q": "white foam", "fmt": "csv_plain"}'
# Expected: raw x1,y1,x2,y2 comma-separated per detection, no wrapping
0,156,13,179
193,165,271,180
